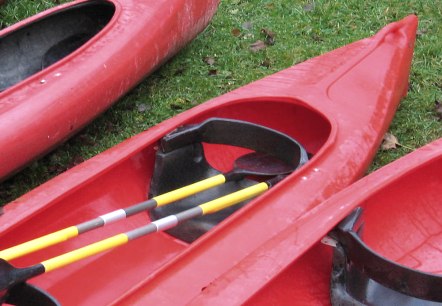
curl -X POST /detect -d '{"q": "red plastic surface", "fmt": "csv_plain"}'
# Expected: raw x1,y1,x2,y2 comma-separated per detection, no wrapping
0,0,220,180
244,138,442,306
0,15,417,305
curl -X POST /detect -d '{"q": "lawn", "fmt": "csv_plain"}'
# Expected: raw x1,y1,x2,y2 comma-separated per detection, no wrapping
0,0,441,205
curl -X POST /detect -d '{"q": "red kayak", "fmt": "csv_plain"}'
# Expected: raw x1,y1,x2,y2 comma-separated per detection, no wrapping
228,137,442,306
0,0,219,180
0,16,417,305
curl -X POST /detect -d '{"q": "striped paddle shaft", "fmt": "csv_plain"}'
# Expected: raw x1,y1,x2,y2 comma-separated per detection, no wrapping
0,175,226,261
19,181,270,276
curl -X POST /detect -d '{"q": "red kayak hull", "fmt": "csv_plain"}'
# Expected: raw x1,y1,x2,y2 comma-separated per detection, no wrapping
0,16,417,305
0,0,219,180
241,138,442,306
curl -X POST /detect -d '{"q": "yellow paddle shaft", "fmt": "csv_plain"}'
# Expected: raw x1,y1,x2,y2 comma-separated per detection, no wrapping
0,227,79,261
200,182,269,214
42,234,129,272
42,182,269,272
154,174,226,206
0,175,226,262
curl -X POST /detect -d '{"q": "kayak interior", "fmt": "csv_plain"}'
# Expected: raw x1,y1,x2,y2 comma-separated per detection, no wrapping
1,99,331,304
0,0,115,92
246,146,442,305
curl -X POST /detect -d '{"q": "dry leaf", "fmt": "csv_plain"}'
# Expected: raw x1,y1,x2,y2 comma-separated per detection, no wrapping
137,103,151,113
174,67,186,76
435,100,442,121
416,28,428,37
265,3,275,9
203,56,216,65
381,133,399,150
311,33,323,42
261,28,276,45
231,28,241,37
303,2,315,12
242,21,253,30
67,155,85,169
76,134,96,146
261,58,271,68
250,40,266,52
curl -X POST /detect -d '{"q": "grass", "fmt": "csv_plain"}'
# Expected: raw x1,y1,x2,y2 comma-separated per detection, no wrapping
0,0,441,205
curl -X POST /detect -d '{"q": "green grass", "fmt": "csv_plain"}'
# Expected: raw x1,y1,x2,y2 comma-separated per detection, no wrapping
0,0,441,205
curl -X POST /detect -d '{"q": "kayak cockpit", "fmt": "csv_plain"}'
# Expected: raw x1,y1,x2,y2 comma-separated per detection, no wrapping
330,155,442,304
148,117,309,242
0,99,332,304
0,0,115,92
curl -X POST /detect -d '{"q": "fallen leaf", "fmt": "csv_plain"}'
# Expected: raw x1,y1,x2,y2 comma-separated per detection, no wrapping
261,58,271,68
381,133,414,151
137,103,151,113
311,33,323,42
174,67,186,76
416,28,428,37
67,155,85,169
76,134,96,146
242,21,253,30
261,28,276,45
435,100,442,120
261,28,275,38
381,133,399,150
104,121,116,133
265,3,275,9
231,28,241,37
48,163,65,175
250,40,266,52
303,2,315,12
208,69,218,76
203,56,216,65
170,98,190,110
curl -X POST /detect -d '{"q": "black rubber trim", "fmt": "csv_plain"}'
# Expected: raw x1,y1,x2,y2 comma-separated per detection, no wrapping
150,118,308,243
161,118,308,168
330,208,442,304
5,282,60,306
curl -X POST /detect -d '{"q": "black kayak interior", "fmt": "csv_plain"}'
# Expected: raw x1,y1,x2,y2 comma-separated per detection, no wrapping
0,0,115,92
149,118,308,243
2,282,60,306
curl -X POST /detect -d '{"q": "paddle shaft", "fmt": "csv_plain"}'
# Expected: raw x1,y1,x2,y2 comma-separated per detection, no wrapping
0,174,227,261
11,181,272,282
